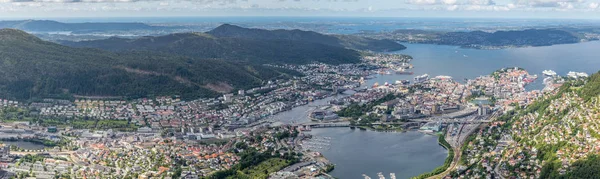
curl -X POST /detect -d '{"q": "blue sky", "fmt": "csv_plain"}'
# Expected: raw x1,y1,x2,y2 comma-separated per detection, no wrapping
1,0,600,19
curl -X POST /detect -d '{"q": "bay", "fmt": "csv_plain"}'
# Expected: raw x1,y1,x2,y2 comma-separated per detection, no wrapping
308,129,447,179
368,41,600,90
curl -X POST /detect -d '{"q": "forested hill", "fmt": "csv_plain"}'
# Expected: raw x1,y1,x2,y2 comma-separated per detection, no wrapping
364,28,584,49
0,29,299,100
438,29,582,48
61,32,361,65
207,24,406,52
61,31,362,65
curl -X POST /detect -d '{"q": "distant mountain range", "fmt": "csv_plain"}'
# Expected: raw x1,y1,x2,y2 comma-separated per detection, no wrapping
361,28,590,49
0,20,171,33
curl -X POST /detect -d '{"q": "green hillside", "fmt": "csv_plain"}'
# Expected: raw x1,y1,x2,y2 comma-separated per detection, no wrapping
0,29,299,100
207,24,406,52
61,32,362,65
61,24,406,65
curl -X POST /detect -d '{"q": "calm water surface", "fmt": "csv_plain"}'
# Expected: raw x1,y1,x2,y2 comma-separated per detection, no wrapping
309,129,447,179
3,141,45,150
368,41,600,90
269,94,447,178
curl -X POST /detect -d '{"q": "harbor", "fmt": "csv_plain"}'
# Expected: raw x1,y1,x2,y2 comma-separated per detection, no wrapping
269,41,600,178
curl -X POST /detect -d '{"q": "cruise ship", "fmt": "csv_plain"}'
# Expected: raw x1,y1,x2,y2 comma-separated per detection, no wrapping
395,80,410,85
542,70,557,76
395,68,414,75
567,71,589,78
414,74,429,83
377,172,385,179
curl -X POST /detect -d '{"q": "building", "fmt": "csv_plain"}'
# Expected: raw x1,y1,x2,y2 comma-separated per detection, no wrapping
47,126,57,133
420,122,442,132
478,105,489,116
432,104,441,114
223,94,234,103
137,127,153,133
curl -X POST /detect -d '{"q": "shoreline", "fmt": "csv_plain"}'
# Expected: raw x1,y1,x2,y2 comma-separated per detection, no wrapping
412,134,454,179
309,128,447,178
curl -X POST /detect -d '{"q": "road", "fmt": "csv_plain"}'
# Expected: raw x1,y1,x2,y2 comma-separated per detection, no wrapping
427,111,500,179
428,124,481,179
10,151,75,156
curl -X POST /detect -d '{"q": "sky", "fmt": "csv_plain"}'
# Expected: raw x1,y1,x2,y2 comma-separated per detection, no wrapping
1,0,600,19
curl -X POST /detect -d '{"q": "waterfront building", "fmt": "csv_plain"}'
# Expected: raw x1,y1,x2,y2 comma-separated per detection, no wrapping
47,126,57,133
420,122,442,132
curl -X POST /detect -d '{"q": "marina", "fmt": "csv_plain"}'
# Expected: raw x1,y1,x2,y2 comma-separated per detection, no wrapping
300,136,332,151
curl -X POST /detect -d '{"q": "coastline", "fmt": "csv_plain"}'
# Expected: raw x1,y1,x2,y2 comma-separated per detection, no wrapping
312,129,446,179
411,134,454,179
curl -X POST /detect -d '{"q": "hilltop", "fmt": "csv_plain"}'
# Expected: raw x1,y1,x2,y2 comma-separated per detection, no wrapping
207,24,405,52
0,29,299,100
61,24,404,65
61,32,361,65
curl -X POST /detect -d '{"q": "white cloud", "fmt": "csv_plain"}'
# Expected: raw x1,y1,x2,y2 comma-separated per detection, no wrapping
406,0,497,6
0,0,247,3
513,0,585,8
469,0,494,5
507,3,516,9
0,0,599,17
407,0,437,5
446,4,458,10
442,0,457,5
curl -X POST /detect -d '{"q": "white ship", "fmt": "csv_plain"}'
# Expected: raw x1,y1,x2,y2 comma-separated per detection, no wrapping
567,71,589,79
377,172,385,179
542,70,557,76
543,77,553,85
414,74,429,83
390,173,396,179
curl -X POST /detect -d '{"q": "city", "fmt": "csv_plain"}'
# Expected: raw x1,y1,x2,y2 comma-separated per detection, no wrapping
1,1,600,179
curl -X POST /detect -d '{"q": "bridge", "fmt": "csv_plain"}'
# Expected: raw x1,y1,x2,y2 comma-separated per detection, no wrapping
295,122,351,128
292,115,493,130
295,121,425,129
10,151,75,156
409,119,492,124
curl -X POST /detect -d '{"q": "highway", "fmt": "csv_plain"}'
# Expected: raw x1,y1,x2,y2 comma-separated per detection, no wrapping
427,111,500,179
10,151,75,156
